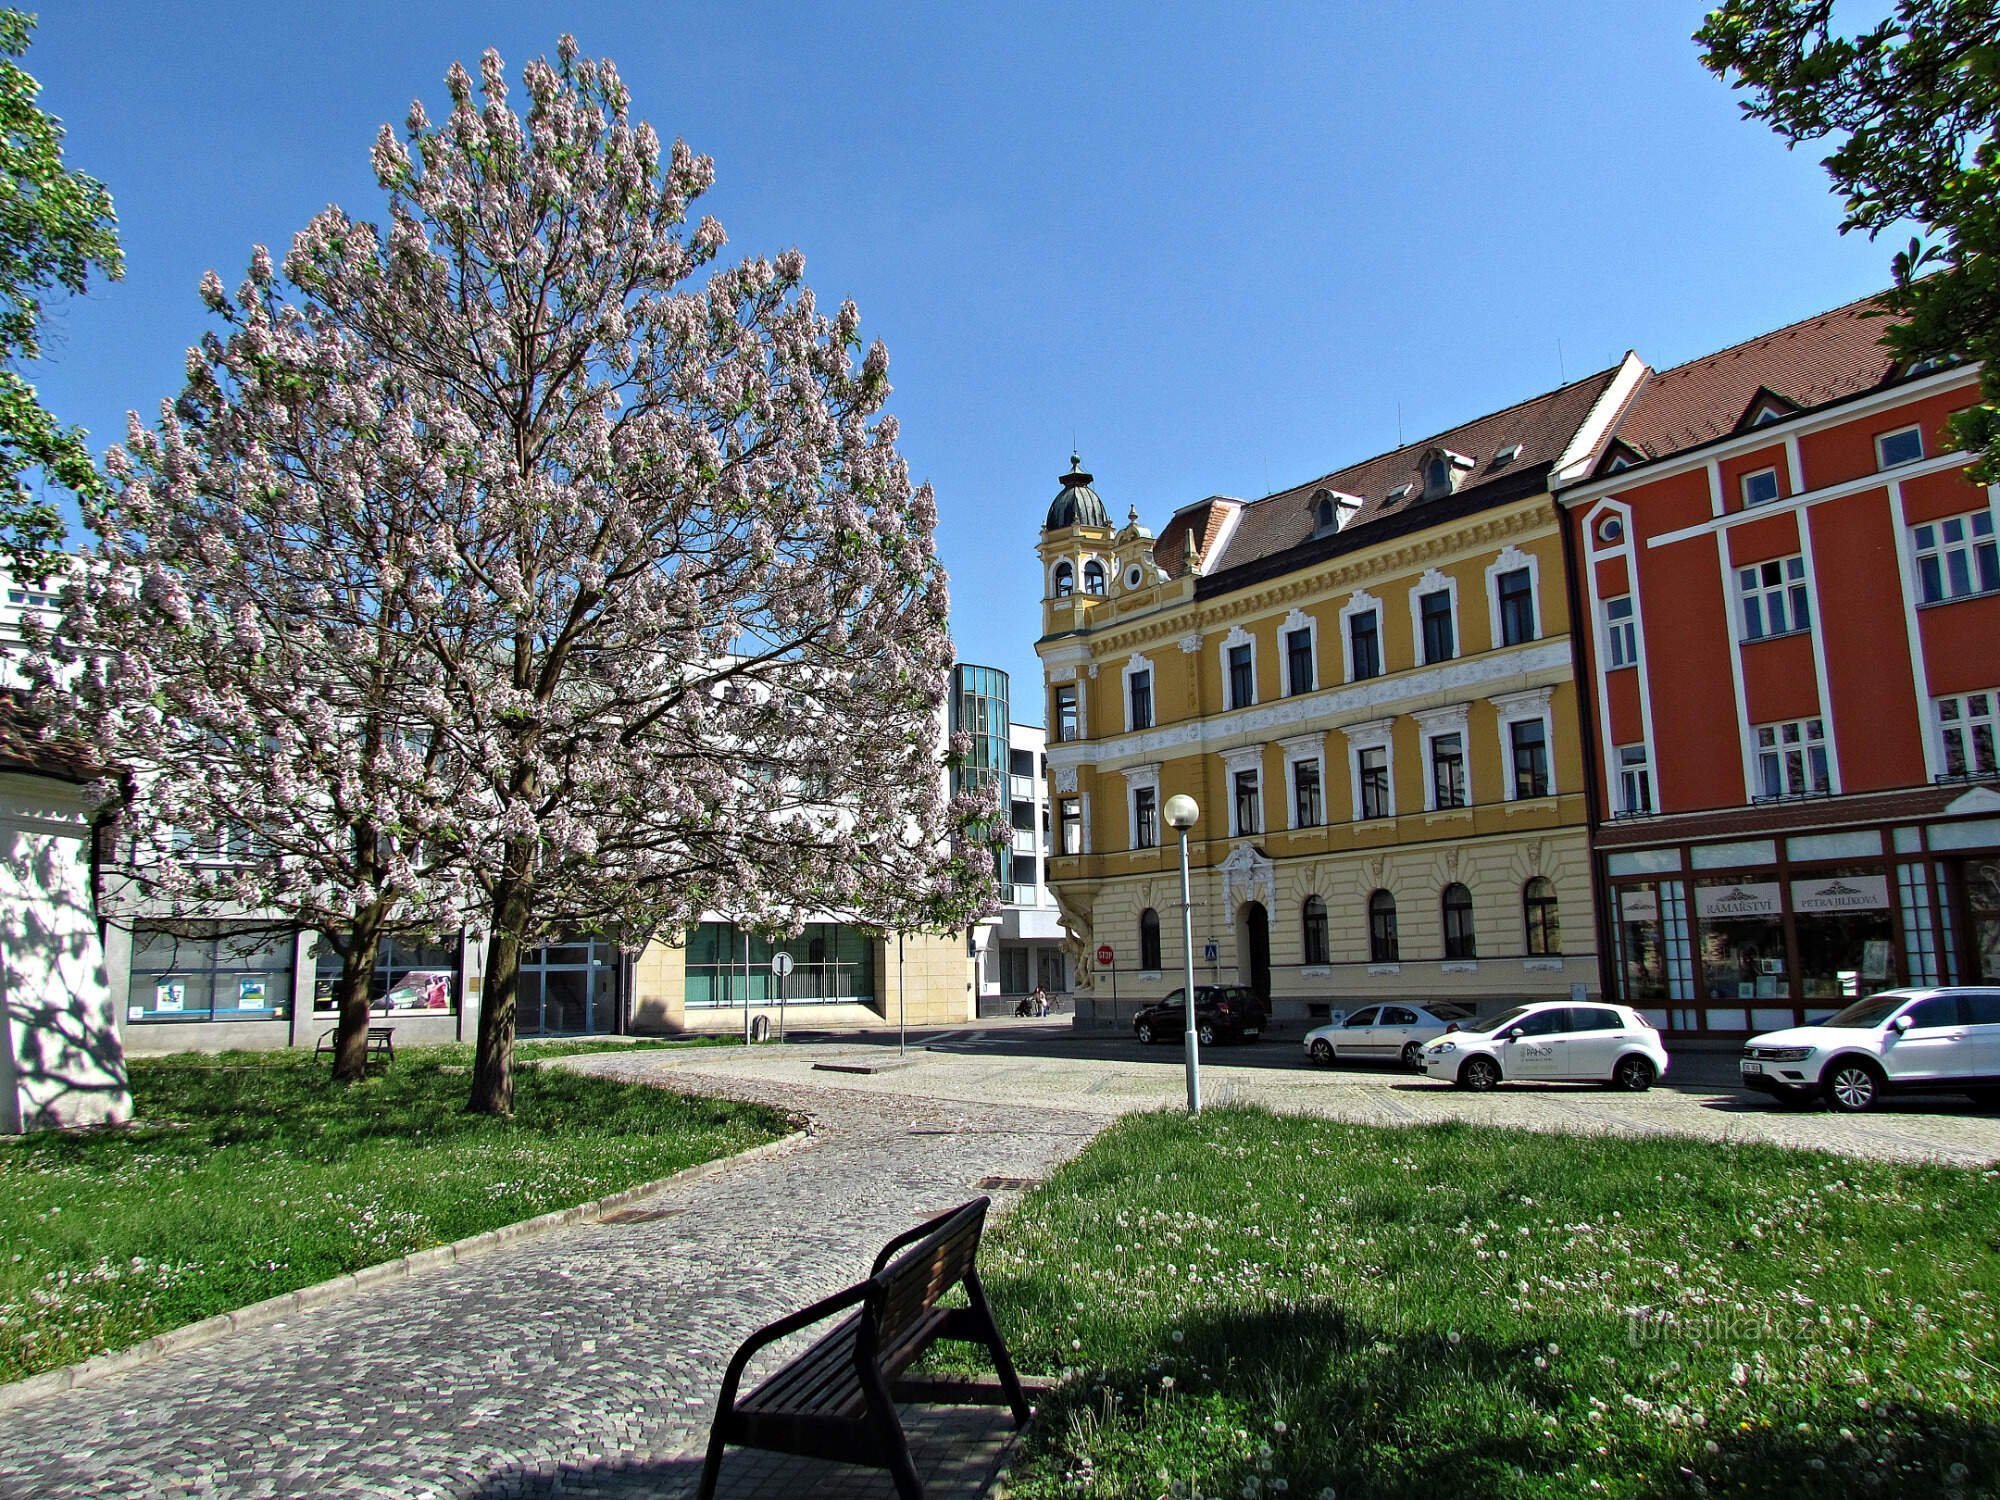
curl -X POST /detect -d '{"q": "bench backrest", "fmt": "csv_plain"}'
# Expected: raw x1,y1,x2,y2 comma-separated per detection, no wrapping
857,1197,989,1367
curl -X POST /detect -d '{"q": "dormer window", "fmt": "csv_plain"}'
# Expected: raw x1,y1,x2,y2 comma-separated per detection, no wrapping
1053,561,1074,598
1083,559,1107,595
1419,448,1474,501
1492,443,1523,466
1385,483,1412,504
1308,487,1359,538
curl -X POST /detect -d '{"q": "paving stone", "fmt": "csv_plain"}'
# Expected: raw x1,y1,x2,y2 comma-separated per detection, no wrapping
0,1067,1099,1499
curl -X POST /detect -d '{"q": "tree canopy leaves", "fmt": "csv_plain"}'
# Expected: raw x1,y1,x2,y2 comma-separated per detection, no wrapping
1698,0,2000,476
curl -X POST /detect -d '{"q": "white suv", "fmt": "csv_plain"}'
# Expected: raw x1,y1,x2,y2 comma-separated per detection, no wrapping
1740,987,2000,1112
1419,1001,1669,1091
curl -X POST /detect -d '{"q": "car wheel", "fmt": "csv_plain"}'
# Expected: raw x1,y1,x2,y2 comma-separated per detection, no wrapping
1135,1020,1155,1045
1309,1038,1333,1065
1196,1021,1218,1047
1458,1055,1501,1091
1400,1040,1423,1070
1611,1054,1656,1092
1825,1060,1883,1113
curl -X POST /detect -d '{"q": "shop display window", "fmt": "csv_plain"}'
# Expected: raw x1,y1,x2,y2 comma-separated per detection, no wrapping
314,933,460,1014
129,924,294,1023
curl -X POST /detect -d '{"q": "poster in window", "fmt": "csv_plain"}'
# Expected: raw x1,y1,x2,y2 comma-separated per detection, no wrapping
1862,940,1892,981
153,980,185,1012
237,977,268,1009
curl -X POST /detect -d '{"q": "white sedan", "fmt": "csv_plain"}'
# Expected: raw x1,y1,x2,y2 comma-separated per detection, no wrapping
1304,1003,1469,1070
1420,1001,1669,1091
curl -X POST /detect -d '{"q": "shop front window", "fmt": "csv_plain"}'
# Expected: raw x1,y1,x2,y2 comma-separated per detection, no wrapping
314,933,460,1014
1787,865,1896,996
129,924,294,1023
1695,878,1786,1000
684,922,878,1009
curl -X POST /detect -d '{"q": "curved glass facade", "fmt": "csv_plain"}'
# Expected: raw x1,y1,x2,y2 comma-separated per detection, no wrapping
953,663,1011,891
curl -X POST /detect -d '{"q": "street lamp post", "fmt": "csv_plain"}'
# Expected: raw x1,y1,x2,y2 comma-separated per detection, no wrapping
1164,793,1202,1116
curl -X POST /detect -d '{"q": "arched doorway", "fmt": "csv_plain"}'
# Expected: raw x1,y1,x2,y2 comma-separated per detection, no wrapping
1237,902,1270,1001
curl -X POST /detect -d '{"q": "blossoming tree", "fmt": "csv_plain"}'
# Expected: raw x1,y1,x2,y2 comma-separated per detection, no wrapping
48,40,993,1109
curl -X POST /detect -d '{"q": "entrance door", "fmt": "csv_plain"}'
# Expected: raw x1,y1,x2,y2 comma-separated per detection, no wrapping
517,937,622,1036
1237,903,1270,1001
1963,858,2000,982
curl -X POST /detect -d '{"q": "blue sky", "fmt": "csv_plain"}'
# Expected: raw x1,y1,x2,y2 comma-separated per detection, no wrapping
30,1,1892,717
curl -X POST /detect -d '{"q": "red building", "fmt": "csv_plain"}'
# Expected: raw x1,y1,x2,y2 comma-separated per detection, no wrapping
1560,295,1999,1035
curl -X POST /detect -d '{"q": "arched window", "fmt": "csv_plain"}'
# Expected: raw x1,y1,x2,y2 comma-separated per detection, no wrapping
1523,876,1560,956
1082,559,1107,595
1367,889,1398,963
1425,455,1451,499
1442,882,1476,960
1139,908,1162,971
1301,895,1329,966
1053,561,1074,597
1313,494,1335,534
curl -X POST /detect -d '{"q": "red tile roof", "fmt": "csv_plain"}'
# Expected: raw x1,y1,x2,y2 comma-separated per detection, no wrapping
1154,497,1239,579
1166,365,1625,578
1610,292,1903,462
0,691,104,784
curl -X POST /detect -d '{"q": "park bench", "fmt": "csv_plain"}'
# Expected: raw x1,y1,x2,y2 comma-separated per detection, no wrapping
314,1025,394,1066
696,1195,1031,1500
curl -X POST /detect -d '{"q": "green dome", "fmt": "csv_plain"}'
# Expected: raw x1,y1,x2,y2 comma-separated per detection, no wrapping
1045,453,1109,530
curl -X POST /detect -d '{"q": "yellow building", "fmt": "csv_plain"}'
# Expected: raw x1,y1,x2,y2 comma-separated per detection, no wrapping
1037,358,1645,1027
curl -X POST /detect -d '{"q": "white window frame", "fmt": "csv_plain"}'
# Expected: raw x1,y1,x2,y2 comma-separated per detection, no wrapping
1122,653,1156,734
1219,624,1258,711
1280,607,1319,697
1050,560,1074,597
1410,567,1460,665
1339,590,1384,682
1342,717,1396,822
1754,716,1831,799
1051,680,1085,743
1740,466,1781,507
1876,425,1925,470
1223,745,1264,837
1279,731,1326,830
1602,594,1637,669
1615,743,1653,817
1412,703,1471,812
1489,687,1555,801
1123,763,1162,850
1935,690,2000,779
1912,509,2000,604
1484,545,1541,649
1736,554,1810,641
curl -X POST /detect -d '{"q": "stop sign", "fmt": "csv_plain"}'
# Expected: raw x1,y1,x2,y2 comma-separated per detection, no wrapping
1096,944,1114,967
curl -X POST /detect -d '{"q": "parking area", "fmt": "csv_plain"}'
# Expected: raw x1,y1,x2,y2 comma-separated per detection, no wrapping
675,1019,2000,1167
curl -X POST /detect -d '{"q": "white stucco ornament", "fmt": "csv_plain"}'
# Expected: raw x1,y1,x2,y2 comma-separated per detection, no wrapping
1217,841,1275,912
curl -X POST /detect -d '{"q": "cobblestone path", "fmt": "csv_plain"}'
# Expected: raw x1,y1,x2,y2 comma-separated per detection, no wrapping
0,1069,1104,1500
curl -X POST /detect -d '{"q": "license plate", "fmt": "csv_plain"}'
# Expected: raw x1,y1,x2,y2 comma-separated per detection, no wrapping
1740,1061,1763,1074
1241,1028,1259,1037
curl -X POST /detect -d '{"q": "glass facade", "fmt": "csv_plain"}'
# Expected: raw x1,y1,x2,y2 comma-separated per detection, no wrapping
314,933,460,1013
129,924,294,1023
517,936,623,1035
684,922,879,1008
953,663,1012,895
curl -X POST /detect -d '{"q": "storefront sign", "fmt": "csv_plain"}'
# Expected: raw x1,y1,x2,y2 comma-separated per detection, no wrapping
1791,875,1889,913
1618,888,1659,922
1697,882,1781,919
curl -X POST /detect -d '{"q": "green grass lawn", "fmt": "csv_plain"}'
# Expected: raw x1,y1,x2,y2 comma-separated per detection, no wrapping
0,1042,791,1385
950,1108,1999,1500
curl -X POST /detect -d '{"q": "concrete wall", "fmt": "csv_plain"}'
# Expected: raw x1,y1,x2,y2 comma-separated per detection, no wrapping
0,772,130,1132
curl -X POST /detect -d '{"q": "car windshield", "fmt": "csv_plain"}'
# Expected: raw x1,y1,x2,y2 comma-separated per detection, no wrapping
1460,1006,1529,1035
1815,993,1912,1029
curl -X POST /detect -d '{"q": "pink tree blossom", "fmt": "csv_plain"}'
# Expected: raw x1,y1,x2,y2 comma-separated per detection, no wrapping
42,39,993,1110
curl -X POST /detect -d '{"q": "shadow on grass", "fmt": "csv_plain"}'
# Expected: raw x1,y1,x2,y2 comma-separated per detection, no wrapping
991,1299,1996,1500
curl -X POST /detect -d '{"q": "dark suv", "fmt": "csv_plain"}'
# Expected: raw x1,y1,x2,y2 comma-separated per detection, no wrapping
1133,986,1267,1045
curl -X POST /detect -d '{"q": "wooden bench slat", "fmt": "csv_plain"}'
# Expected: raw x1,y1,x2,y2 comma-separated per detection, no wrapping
698,1197,1031,1500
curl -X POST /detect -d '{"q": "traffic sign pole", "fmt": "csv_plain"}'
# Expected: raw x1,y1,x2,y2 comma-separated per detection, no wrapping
771,950,795,1044
1097,942,1116,1012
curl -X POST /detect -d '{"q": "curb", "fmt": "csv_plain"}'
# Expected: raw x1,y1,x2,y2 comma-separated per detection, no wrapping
0,1126,813,1414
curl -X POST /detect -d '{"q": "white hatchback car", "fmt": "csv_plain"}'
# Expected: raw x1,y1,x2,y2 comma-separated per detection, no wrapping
1304,1003,1468,1070
1420,1001,1669,1091
1741,987,2000,1112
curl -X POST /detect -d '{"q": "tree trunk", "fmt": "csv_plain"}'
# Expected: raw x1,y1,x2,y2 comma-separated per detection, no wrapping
468,884,531,1116
329,927,382,1084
